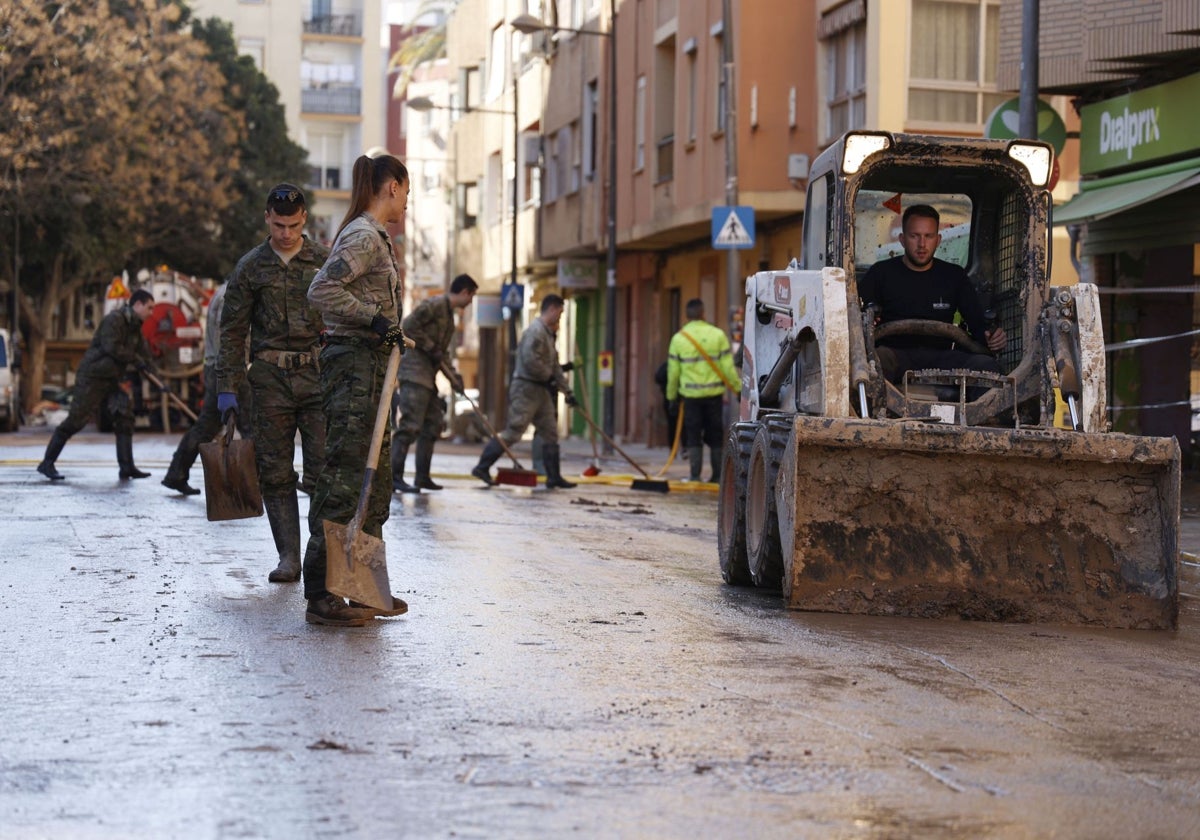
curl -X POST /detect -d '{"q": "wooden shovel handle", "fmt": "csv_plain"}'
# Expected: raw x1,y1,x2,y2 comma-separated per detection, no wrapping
347,343,403,538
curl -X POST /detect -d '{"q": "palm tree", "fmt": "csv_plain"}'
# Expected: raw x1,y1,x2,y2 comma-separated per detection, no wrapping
387,0,458,99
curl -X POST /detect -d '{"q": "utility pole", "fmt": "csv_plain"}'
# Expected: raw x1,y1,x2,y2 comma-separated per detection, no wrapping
721,0,740,336
1019,0,1040,139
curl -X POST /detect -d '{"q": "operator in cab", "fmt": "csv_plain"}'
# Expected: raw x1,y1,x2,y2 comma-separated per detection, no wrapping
858,203,1006,386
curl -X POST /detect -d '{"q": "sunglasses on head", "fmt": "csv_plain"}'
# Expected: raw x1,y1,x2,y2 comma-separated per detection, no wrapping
268,188,302,204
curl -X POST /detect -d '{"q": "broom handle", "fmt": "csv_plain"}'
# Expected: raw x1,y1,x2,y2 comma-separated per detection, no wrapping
574,404,653,480
572,341,600,460
142,370,199,422
347,341,406,538
441,360,528,471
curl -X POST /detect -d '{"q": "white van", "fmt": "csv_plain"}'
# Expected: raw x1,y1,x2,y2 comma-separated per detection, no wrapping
0,328,20,432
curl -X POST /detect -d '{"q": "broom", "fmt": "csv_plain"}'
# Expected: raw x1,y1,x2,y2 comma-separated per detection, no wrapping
572,341,602,477
444,363,538,487
572,403,670,493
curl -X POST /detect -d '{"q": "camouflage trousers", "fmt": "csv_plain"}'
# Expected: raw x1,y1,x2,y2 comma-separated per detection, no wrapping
247,359,324,498
302,341,393,600
392,381,444,446
499,378,559,446
57,373,134,437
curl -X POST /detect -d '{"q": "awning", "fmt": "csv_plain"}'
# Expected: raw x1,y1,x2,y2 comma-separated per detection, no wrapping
1053,163,1200,226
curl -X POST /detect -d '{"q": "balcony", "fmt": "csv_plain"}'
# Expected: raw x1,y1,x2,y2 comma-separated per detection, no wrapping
301,87,361,116
304,14,362,37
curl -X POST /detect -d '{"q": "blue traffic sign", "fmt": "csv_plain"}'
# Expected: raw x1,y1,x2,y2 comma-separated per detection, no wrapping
712,206,755,250
501,282,524,311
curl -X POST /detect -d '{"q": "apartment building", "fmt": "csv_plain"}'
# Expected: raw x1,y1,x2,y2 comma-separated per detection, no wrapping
188,0,387,244
997,0,1200,455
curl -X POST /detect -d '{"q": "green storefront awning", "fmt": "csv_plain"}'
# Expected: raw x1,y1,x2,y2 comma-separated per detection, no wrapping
1053,163,1200,226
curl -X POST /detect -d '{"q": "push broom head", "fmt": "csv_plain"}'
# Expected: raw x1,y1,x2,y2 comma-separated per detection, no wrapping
496,466,539,487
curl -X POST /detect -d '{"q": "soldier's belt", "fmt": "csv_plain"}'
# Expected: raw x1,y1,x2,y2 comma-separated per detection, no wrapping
255,349,315,370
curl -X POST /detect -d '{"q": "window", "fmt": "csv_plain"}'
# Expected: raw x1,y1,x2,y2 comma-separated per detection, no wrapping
238,38,264,70
484,26,506,103
654,36,676,182
583,80,598,181
852,190,973,272
686,48,697,144
306,130,345,190
824,20,866,142
459,182,479,229
486,153,502,225
714,34,727,134
635,75,646,171
908,0,1005,129
545,130,560,202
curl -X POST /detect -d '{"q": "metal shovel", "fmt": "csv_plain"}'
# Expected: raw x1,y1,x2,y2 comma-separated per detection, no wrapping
324,343,404,612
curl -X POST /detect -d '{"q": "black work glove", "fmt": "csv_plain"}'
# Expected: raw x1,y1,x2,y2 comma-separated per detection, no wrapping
564,391,579,408
370,314,405,347
427,347,444,366
560,360,575,373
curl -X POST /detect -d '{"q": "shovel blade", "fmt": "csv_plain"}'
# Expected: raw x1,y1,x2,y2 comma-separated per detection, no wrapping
198,437,263,521
323,519,393,611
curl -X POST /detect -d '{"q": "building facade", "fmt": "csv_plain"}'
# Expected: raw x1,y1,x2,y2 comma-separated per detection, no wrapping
998,0,1200,457
189,0,387,244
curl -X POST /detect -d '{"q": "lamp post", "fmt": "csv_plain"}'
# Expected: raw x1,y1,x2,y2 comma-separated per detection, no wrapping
407,94,521,384
512,4,617,446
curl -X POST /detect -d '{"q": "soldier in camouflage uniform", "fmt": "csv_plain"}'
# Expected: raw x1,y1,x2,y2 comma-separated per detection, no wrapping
302,154,411,627
215,185,330,584
472,294,578,490
37,288,158,481
391,272,477,493
161,278,253,496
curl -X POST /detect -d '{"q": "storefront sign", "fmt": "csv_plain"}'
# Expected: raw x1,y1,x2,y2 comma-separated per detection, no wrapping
557,258,600,289
1080,72,1200,175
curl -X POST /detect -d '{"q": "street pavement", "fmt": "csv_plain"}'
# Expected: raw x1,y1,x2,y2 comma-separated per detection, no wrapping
1,425,1198,839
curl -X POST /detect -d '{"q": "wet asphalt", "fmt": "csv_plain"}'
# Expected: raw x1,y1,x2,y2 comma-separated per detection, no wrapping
1,427,1198,839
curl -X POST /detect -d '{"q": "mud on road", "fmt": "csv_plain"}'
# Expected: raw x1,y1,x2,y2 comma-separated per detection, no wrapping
0,433,1198,839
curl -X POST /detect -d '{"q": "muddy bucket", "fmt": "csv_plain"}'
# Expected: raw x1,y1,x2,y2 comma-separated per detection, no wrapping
776,416,1180,629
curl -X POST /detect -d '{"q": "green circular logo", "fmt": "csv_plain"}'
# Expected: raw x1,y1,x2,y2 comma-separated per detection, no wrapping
985,98,1067,155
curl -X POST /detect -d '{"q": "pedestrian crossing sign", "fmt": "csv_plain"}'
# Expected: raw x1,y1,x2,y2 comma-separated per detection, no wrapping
712,206,755,250
501,282,524,311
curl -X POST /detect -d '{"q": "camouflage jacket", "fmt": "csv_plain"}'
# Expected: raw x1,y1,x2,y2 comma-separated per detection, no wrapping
77,305,154,381
216,235,329,393
398,294,456,388
513,317,569,393
307,213,402,341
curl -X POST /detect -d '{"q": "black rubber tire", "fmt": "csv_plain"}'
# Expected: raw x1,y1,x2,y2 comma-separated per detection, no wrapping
745,415,791,589
717,421,758,586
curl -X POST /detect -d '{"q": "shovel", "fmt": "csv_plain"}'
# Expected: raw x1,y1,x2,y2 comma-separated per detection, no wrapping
324,343,406,613
442,364,539,488
573,404,670,493
198,414,264,521
142,370,199,422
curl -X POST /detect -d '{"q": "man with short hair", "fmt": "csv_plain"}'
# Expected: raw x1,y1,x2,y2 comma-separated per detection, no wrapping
37,289,158,482
215,184,330,583
391,273,477,493
666,299,741,483
472,294,577,489
858,203,1006,386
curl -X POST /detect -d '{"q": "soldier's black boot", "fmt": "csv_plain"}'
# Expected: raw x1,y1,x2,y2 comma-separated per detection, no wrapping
116,433,151,479
471,438,505,486
709,447,722,484
162,450,201,495
391,438,417,493
543,444,577,489
688,446,704,482
264,492,302,582
414,437,442,490
37,428,69,481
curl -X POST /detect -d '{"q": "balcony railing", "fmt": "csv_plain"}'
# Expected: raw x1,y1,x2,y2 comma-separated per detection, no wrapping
304,14,362,37
301,87,361,116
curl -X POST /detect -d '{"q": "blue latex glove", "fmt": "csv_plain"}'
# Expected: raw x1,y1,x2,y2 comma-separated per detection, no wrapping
217,392,238,422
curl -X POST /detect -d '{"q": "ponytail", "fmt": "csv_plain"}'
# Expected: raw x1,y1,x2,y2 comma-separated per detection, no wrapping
334,153,410,241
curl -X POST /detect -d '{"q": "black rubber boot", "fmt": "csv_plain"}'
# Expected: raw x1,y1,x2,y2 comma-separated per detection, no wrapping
471,438,505,486
37,428,69,481
414,437,442,490
688,446,704,482
391,438,417,493
543,444,577,489
116,434,151,479
264,492,302,582
709,447,722,484
162,450,201,495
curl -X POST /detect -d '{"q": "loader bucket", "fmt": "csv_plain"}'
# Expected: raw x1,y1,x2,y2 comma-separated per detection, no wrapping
776,416,1180,629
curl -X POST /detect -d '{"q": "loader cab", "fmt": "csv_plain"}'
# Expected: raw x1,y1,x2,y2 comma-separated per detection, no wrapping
802,131,1054,422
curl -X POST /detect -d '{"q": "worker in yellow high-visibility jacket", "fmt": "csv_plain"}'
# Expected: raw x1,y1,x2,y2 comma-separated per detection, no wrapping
666,298,741,482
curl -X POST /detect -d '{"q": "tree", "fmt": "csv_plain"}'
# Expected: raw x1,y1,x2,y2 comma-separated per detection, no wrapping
387,1,459,100
0,0,239,412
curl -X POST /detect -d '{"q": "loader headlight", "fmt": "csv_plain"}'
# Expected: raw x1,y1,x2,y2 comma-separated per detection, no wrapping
842,133,892,175
1007,142,1052,187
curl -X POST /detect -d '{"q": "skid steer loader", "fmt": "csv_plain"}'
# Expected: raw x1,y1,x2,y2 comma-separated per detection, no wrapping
718,131,1180,629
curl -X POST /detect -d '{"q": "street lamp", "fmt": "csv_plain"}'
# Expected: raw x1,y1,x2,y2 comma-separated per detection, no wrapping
511,4,617,447
407,94,521,385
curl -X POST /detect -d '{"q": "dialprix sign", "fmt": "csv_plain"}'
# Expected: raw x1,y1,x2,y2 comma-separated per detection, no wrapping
1080,72,1200,175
